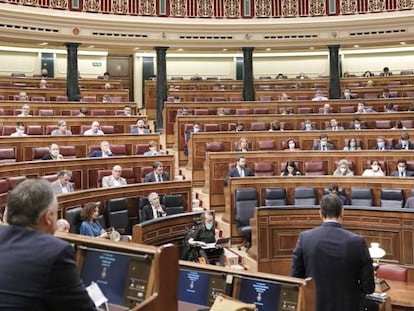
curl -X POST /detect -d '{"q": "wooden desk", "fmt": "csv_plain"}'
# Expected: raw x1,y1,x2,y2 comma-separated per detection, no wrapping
0,133,158,161
58,180,192,224
387,280,414,309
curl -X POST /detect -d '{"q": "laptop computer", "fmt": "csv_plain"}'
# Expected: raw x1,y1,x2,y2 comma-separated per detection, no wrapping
201,237,231,249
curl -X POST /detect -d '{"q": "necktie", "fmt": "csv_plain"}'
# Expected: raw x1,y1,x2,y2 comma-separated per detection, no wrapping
401,172,404,177
322,145,326,151
157,175,162,182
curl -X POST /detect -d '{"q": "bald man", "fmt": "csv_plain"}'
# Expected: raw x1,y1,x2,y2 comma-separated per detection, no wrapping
102,165,127,188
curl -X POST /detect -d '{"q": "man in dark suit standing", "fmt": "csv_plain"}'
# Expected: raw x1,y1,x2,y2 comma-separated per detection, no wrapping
144,161,170,182
291,195,375,311
0,179,95,310
224,155,254,186
141,192,166,222
390,159,414,177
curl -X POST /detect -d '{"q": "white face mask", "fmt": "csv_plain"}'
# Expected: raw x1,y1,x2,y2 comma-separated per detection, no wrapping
349,142,356,148
377,142,385,148
371,165,379,171
305,124,312,130
339,167,347,173
354,124,361,129
51,150,59,157
17,129,24,135
193,128,200,133
288,143,296,149
398,167,406,173
320,141,327,146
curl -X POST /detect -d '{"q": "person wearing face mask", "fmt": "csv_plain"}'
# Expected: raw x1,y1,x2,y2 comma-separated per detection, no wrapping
188,211,225,266
394,133,414,150
313,133,335,151
333,159,354,177
373,136,392,151
283,139,301,152
349,117,367,130
362,160,385,177
301,119,316,131
10,122,28,137
184,121,202,156
340,88,355,100
343,137,361,151
391,159,414,177
42,143,64,160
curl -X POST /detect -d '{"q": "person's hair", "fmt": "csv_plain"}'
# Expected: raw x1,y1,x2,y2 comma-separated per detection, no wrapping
103,72,110,76
328,183,339,193
6,179,55,227
397,159,407,165
282,160,299,175
16,122,24,127
320,195,343,218
383,67,389,72
401,132,410,140
148,140,158,148
152,161,163,169
347,137,359,148
124,105,131,109
57,170,72,178
382,87,390,93
80,202,99,221
57,120,66,127
353,116,361,122
56,218,70,231
193,121,201,126
270,120,281,130
337,159,349,168
200,210,214,222
385,102,394,111
319,133,328,139
235,155,245,163
394,121,404,129
79,107,88,115
148,192,158,201
370,159,380,166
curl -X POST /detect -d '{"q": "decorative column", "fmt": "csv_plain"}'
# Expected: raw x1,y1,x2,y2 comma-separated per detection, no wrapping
242,47,255,101
155,46,169,132
65,43,81,101
328,45,341,99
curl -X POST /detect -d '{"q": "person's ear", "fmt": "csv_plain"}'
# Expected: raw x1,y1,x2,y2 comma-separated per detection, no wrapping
318,210,323,220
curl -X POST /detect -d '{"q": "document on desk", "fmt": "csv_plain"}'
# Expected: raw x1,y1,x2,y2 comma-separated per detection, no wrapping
201,243,217,249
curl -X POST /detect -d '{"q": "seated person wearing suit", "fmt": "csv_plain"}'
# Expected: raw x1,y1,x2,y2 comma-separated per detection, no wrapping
188,211,225,266
291,195,374,311
325,118,344,131
144,161,170,182
79,202,108,238
42,143,64,160
340,88,356,100
224,155,254,186
301,119,316,131
184,121,202,156
0,179,95,310
141,192,166,222
380,66,392,77
373,136,392,150
313,133,336,151
143,140,164,156
394,133,414,150
50,120,72,136
50,170,74,194
131,118,150,134
390,159,414,177
102,165,127,188
349,117,367,130
88,140,113,157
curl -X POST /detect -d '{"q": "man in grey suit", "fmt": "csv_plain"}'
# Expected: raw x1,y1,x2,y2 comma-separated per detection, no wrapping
291,195,374,311
390,159,414,177
144,161,170,183
50,170,74,194
325,118,344,131
50,120,72,136
102,165,127,188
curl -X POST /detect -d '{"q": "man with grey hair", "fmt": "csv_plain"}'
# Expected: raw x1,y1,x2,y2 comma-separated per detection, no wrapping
0,179,95,310
51,120,72,136
102,165,127,188
140,192,166,222
50,170,74,194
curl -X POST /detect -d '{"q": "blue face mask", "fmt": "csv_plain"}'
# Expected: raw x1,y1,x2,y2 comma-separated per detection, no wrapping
205,221,213,230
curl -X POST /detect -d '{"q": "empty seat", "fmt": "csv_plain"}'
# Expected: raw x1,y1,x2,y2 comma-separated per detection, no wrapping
350,188,373,206
297,107,313,114
106,198,130,234
364,93,378,99
111,144,127,156
55,95,69,101
38,109,54,116
65,207,83,234
110,96,122,103
264,188,287,206
91,109,106,116
236,109,250,115
193,97,207,102
229,96,243,101
194,109,209,115
7,175,27,189
380,189,404,208
401,120,413,129
26,125,43,136
250,122,268,131
31,96,46,102
294,187,317,205
161,194,184,215
254,162,274,176
40,174,59,183
406,91,414,98
45,125,58,135
235,188,258,249
2,125,17,136
136,144,148,155
257,140,276,151
253,108,269,114
82,96,97,102
304,161,326,176
101,125,115,134
206,142,225,152
211,97,226,102
60,145,77,159
375,120,391,129
400,70,413,76
31,147,49,160
376,264,408,282
121,168,135,184
258,95,272,101
340,106,356,113
203,124,220,132
295,95,309,100
0,148,16,163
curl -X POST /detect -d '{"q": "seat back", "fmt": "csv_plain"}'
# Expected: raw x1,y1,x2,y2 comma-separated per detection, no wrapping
26,125,43,135
236,109,250,115
7,176,27,189
351,187,374,206
250,122,268,131
203,124,220,132
56,95,68,101
60,145,77,159
297,107,313,114
31,96,45,102
375,120,391,129
0,148,16,163
39,174,59,183
253,108,269,114
194,109,209,115
83,96,97,102
137,196,150,223
234,188,258,229
111,144,127,156
97,170,112,187
304,161,326,176
136,144,148,155
294,187,317,205
161,194,184,215
121,168,135,184
101,125,115,134
38,109,54,116
376,264,408,282
80,125,92,134
264,188,287,206
2,125,17,136
258,95,272,101
380,189,404,208
257,140,276,151
254,162,274,176
340,106,356,113
206,142,225,152
140,166,153,182
106,198,130,234
65,207,83,234
32,147,49,160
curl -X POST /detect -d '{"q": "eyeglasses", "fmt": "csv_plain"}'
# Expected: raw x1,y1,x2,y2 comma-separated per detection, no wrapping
113,170,122,173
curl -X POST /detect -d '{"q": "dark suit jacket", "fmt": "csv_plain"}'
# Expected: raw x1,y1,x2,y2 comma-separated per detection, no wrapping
224,166,254,186
88,150,113,157
291,222,374,311
0,225,95,310
390,170,414,177
394,142,414,150
141,204,166,222
313,143,335,151
349,124,367,130
373,145,392,150
143,171,170,183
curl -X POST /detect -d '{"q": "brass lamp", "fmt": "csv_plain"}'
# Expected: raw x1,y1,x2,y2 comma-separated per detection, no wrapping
368,242,390,293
